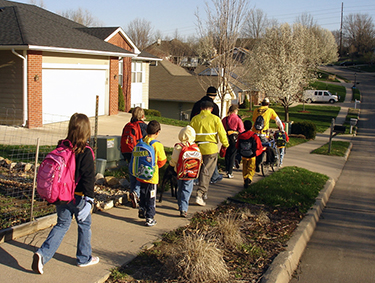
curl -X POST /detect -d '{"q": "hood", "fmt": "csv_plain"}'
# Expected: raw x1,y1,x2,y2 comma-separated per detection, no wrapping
178,125,196,143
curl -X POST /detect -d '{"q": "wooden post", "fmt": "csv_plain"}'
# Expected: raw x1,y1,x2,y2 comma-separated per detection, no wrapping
328,118,334,153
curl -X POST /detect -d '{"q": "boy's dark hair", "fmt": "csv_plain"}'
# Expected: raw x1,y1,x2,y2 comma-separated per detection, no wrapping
147,120,161,135
200,100,214,110
244,120,252,131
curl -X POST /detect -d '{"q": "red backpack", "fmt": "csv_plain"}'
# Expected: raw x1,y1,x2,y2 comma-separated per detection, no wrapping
121,121,142,153
176,142,202,180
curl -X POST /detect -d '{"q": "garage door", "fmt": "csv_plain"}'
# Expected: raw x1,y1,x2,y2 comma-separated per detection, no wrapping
42,65,107,124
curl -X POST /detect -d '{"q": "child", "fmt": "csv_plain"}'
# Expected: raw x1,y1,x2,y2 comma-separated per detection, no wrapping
236,120,263,188
138,120,167,226
121,107,147,208
169,125,198,217
274,123,289,167
32,113,98,274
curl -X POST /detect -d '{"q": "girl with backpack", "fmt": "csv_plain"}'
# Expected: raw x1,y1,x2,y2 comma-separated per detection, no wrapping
32,113,99,274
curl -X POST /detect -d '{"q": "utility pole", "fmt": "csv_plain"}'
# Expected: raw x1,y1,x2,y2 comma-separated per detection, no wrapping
339,2,343,57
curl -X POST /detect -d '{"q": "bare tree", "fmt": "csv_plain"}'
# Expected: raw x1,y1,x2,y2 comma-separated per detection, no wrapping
242,8,269,39
126,18,153,50
196,0,249,116
60,8,102,27
343,13,375,55
29,0,45,8
295,13,317,28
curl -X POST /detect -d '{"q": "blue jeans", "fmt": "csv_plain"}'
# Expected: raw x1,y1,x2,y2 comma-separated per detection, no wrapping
177,179,194,212
279,147,285,165
139,182,157,220
129,174,141,197
36,196,92,266
210,166,222,182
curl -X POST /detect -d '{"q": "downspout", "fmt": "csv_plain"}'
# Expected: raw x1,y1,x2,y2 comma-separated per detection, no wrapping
11,49,27,126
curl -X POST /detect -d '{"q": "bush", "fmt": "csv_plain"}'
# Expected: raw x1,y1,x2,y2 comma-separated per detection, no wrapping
239,95,249,109
118,85,125,112
144,108,162,117
291,121,316,139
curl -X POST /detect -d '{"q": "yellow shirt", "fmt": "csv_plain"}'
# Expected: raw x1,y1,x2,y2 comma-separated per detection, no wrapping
252,106,278,134
138,136,167,184
190,109,229,155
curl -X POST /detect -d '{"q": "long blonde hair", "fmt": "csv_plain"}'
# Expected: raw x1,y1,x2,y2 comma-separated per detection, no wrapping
131,107,145,122
66,113,91,154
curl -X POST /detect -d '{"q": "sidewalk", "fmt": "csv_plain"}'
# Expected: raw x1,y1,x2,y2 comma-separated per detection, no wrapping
0,104,354,283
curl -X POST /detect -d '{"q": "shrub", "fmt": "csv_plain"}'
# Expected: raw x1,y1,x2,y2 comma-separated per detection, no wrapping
239,95,249,109
144,108,161,117
291,121,316,139
118,85,125,112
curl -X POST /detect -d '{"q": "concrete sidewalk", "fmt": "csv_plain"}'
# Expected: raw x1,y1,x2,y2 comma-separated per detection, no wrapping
0,103,354,283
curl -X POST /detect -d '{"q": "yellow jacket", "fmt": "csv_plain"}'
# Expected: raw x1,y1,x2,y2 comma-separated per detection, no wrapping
252,106,279,134
190,110,229,155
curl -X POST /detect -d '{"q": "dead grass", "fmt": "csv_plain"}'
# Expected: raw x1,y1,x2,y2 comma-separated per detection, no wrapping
210,213,244,249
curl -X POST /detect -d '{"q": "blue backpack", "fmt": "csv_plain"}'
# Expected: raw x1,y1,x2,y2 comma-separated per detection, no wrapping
129,139,158,180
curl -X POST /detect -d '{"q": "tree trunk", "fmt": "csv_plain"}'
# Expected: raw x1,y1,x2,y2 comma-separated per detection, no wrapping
284,105,289,122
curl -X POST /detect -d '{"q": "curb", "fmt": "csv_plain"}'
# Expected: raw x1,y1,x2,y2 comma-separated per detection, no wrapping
261,178,336,283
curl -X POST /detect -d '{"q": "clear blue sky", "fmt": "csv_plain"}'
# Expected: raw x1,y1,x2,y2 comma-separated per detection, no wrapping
14,0,375,39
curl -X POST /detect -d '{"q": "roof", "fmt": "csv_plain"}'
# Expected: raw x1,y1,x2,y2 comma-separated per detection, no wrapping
149,59,215,103
0,0,134,57
135,50,162,61
144,39,197,59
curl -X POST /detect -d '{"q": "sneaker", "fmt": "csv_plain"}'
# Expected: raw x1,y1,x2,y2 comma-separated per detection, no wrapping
180,211,187,218
138,209,145,219
196,196,206,206
235,159,240,169
210,174,223,184
77,256,99,267
32,252,43,274
129,192,139,208
203,193,208,200
244,178,252,189
145,218,157,226
227,173,234,179
255,166,260,173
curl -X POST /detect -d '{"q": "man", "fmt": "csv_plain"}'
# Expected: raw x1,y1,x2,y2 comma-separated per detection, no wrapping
191,86,223,184
190,100,229,206
252,97,284,171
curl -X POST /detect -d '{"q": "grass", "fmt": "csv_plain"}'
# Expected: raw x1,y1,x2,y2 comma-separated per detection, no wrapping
311,141,351,157
145,115,189,127
317,70,340,82
234,166,329,214
239,104,340,133
0,144,55,163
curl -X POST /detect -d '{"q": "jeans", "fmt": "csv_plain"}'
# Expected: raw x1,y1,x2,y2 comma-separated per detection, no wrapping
123,153,140,197
139,182,157,219
37,195,92,266
210,166,222,182
279,147,285,165
177,179,194,212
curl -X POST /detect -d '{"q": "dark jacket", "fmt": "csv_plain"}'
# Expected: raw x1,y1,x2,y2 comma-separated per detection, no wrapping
75,147,95,198
190,95,220,120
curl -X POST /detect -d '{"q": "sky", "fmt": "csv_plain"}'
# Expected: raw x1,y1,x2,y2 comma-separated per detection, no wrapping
13,0,375,39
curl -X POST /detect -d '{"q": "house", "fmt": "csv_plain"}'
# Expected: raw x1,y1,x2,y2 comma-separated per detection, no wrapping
149,59,235,120
0,0,160,128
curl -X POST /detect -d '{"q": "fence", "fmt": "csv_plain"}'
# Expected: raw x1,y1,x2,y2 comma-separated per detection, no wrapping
0,107,97,230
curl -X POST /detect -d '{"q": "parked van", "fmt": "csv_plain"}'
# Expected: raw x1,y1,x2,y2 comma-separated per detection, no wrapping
303,90,339,104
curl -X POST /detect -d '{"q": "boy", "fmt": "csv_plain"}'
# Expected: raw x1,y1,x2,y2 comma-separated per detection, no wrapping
274,122,289,167
236,120,263,188
137,120,167,226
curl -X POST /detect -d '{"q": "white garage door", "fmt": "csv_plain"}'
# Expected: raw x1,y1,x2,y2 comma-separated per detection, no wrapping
42,66,107,124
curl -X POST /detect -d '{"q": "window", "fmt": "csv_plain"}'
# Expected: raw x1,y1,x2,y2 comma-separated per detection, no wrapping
131,62,143,83
324,92,329,96
118,59,123,86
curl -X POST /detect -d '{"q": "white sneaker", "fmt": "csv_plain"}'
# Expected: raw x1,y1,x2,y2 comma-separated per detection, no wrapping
227,173,234,179
196,196,206,206
32,252,43,274
77,256,100,267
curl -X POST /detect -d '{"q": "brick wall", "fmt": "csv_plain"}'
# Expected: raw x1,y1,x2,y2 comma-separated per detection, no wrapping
27,51,43,128
108,33,132,112
109,57,119,115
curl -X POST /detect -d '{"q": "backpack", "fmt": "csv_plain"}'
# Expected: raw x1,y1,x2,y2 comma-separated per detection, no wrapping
36,140,91,204
121,121,142,153
275,131,286,147
239,134,258,158
175,142,202,180
254,115,265,131
129,139,158,180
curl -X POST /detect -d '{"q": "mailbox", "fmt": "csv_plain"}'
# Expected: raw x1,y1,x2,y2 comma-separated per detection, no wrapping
333,125,346,134
350,118,358,126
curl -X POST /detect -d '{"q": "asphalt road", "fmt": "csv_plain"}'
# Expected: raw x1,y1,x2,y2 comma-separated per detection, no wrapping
291,67,375,282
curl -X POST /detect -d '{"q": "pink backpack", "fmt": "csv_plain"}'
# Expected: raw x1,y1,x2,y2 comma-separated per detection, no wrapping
36,140,94,204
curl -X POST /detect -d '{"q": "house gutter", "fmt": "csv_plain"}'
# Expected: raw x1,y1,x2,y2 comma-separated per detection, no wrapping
11,49,27,127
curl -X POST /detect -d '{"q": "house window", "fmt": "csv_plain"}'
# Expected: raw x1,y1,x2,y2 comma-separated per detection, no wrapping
131,62,143,83
118,59,123,86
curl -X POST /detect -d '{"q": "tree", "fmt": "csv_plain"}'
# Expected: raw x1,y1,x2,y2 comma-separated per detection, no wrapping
343,13,375,56
295,13,317,28
246,23,338,121
29,0,45,8
242,8,269,39
60,8,102,27
196,0,249,116
126,18,153,50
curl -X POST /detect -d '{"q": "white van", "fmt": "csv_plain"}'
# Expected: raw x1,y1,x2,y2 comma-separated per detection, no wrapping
303,90,339,104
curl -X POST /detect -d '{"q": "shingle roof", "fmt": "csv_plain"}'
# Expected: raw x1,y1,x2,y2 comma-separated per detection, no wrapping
0,0,133,56
77,27,119,41
149,59,215,103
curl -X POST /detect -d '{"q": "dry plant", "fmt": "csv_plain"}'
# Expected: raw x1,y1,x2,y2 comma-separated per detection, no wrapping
256,210,270,225
166,233,229,283
210,213,244,249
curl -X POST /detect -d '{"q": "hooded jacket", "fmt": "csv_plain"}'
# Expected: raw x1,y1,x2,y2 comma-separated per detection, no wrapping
170,125,196,168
